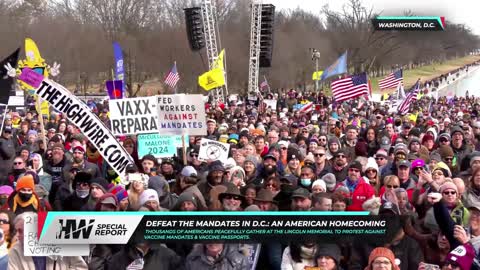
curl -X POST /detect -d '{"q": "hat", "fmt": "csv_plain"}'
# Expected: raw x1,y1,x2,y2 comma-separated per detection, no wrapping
445,244,476,270
411,159,425,169
90,177,109,193
450,126,464,137
0,185,13,196
3,126,12,133
312,180,326,192
254,189,276,203
181,166,198,177
439,133,451,141
139,189,159,206
207,119,216,125
380,136,391,150
333,149,346,158
394,143,408,155
208,160,225,173
287,153,299,163
408,137,421,147
100,195,118,207
264,153,277,162
52,143,65,151
16,175,35,191
379,201,400,215
422,134,435,144
244,155,259,168
291,187,311,199
278,140,289,148
316,244,341,264
291,123,299,128
365,247,400,270
27,130,37,136
280,174,298,185
177,192,199,209
429,152,442,163
218,183,246,204
321,173,337,191
396,160,411,169
439,181,458,194
126,163,139,173
109,185,128,202
374,149,388,158
70,133,85,142
245,205,261,211
73,145,85,153
334,186,350,198
73,171,92,187
348,161,363,171
48,128,56,133
470,153,480,167
433,162,452,177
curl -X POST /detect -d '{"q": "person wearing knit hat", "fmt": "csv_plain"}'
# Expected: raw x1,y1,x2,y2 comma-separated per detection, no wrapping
174,192,199,211
439,181,458,195
408,137,421,154
311,179,327,194
432,162,452,179
0,186,13,207
315,244,341,270
7,174,50,215
321,173,337,192
438,133,451,146
139,189,161,210
437,145,455,166
95,193,119,211
443,243,476,270
337,160,375,211
365,247,400,270
469,152,480,169
109,185,129,211
90,177,109,203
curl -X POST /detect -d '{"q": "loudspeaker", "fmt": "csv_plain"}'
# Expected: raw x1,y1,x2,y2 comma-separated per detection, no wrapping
259,4,275,68
184,7,205,51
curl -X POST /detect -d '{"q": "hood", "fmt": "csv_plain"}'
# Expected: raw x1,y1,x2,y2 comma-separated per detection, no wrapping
365,157,379,173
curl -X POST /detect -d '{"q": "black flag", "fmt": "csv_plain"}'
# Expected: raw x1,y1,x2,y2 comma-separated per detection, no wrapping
0,48,20,105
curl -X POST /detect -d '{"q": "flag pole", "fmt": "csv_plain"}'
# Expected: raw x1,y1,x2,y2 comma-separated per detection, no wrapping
264,75,272,95
0,104,8,135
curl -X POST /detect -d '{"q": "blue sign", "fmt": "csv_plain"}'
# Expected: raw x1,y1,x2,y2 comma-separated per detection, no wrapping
137,134,189,158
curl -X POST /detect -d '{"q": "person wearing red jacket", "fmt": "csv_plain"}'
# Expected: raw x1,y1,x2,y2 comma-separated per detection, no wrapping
335,161,375,211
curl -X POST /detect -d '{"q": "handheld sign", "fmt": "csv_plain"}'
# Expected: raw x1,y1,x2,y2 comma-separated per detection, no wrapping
19,69,133,178
157,94,207,136
198,138,230,162
137,134,188,158
109,96,158,136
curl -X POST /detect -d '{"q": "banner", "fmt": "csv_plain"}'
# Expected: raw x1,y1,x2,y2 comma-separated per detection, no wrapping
321,51,348,80
113,42,125,94
106,80,123,99
312,70,323,81
109,96,158,136
157,95,207,136
137,134,188,158
19,68,133,178
198,49,225,91
23,213,89,256
198,138,230,162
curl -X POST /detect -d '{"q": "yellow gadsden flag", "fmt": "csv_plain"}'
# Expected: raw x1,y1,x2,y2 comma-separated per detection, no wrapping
199,49,226,91
312,70,323,81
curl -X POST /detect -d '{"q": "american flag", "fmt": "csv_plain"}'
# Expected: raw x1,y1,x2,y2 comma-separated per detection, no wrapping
379,69,403,90
299,102,313,114
331,73,369,103
164,62,180,88
397,80,420,114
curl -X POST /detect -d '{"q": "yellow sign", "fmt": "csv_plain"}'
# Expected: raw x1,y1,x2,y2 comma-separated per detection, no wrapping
312,70,323,81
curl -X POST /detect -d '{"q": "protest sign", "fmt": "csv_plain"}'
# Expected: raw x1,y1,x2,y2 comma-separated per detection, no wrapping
23,213,89,256
239,244,261,270
137,134,189,158
198,138,230,162
109,96,158,136
8,96,24,106
20,69,133,178
263,99,277,110
157,94,207,136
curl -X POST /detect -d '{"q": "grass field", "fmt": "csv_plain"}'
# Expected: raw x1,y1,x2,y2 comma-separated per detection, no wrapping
370,55,480,94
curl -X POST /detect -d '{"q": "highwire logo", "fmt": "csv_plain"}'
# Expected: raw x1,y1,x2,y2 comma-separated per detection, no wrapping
372,16,445,31
56,219,95,239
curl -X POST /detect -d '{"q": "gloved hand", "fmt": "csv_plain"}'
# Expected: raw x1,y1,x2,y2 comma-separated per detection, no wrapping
50,62,61,76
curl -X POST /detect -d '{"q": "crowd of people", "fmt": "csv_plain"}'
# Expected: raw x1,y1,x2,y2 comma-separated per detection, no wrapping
0,74,479,270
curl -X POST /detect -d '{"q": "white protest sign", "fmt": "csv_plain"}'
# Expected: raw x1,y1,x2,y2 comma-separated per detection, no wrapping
263,99,277,110
198,138,230,162
109,96,158,136
23,213,89,256
8,96,24,106
157,94,207,136
27,72,133,178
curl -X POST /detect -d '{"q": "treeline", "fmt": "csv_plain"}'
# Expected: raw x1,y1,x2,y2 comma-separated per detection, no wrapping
0,0,478,96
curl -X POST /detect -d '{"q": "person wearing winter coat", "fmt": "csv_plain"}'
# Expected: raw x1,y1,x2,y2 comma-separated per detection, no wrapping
2,175,51,215
335,161,375,211
8,213,88,270
186,243,249,270
0,126,15,184
281,242,317,270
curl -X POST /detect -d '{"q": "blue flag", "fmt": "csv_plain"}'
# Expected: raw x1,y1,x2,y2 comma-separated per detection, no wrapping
106,80,124,99
113,42,125,94
321,51,347,80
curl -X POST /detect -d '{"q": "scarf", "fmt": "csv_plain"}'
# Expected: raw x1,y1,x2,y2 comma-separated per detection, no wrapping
13,194,38,213
345,177,359,193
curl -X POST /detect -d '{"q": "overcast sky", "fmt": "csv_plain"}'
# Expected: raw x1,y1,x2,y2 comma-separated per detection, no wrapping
271,0,480,36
